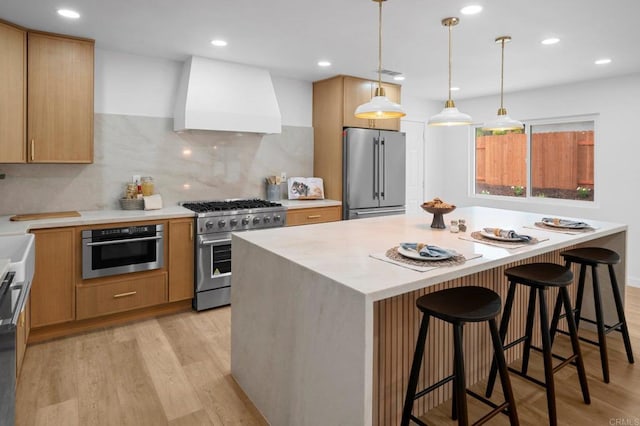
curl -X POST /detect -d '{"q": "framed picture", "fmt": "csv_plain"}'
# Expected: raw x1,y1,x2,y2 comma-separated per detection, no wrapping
287,177,325,200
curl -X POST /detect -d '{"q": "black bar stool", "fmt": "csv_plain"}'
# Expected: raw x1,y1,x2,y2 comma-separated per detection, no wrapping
401,286,518,426
550,247,634,383
485,263,590,426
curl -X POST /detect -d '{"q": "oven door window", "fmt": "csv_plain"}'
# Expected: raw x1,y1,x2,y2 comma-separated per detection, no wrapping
92,240,157,270
211,242,231,277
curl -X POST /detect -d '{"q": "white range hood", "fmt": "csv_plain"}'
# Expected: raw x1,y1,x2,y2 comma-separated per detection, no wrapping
173,56,281,134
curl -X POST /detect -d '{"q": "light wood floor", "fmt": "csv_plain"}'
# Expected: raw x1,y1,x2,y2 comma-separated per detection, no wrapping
16,287,640,425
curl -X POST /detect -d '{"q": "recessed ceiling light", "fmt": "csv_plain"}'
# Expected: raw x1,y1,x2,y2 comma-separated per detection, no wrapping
210,39,228,47
317,61,331,67
595,58,612,65
541,37,560,45
393,75,405,81
460,5,483,15
450,87,460,91
57,9,80,19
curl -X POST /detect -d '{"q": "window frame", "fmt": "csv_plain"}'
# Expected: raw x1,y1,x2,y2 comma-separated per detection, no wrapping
470,114,599,207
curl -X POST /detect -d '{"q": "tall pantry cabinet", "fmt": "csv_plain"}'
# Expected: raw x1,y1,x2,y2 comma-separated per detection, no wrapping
0,19,94,163
313,75,402,202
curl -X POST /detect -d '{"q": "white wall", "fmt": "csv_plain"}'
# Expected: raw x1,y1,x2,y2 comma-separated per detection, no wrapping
431,72,640,285
94,48,312,126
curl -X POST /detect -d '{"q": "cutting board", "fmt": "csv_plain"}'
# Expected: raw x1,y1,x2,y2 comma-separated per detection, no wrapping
10,211,81,221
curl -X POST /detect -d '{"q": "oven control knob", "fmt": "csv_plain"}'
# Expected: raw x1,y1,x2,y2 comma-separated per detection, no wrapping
253,216,261,224
274,215,281,222
263,216,271,223
242,217,250,225
218,220,226,228
205,221,214,229
230,218,238,227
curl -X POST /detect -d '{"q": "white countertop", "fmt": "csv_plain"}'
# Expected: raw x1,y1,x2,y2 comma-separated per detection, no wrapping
233,206,626,301
0,206,195,236
279,199,341,209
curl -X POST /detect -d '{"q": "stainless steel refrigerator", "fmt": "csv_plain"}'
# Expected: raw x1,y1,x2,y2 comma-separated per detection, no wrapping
343,128,406,220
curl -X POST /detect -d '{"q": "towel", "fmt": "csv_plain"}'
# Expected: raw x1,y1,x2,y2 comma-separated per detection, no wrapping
483,228,532,241
541,217,590,228
400,243,456,258
143,194,163,210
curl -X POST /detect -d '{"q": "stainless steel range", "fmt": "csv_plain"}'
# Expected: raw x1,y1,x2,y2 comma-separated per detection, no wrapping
180,199,287,311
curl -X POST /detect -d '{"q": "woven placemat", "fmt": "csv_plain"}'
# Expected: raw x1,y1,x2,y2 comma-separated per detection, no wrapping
470,231,539,245
385,246,467,267
534,222,595,233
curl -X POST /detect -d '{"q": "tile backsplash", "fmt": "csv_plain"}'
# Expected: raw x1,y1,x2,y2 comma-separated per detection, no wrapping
0,114,313,215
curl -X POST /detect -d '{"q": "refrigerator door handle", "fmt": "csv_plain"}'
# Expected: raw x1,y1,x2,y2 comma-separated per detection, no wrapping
380,138,386,199
373,137,379,199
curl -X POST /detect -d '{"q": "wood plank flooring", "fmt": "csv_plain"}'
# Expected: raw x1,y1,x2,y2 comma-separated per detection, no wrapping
16,287,640,425
16,307,267,426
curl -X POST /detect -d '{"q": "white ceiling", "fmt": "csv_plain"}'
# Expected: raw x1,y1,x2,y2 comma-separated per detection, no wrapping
3,0,640,101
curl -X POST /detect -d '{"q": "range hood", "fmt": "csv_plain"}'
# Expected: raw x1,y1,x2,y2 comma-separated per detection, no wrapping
174,56,281,134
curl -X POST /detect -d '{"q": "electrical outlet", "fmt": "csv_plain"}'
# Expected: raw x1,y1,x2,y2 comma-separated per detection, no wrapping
0,173,5,180
132,174,141,183
281,172,287,182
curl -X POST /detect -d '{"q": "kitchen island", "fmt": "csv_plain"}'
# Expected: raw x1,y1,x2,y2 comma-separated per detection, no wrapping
230,207,627,425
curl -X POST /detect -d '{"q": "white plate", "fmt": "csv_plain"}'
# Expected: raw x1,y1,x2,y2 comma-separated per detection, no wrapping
397,246,453,261
541,218,590,229
480,230,527,242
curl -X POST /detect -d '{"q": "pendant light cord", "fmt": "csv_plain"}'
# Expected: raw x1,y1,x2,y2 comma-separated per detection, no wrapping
448,22,453,102
500,38,505,110
377,0,383,90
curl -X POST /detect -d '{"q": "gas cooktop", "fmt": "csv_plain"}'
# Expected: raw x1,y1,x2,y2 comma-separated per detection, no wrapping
180,198,287,233
181,199,282,214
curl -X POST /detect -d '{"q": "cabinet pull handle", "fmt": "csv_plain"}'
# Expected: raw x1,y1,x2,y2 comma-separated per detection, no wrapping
190,222,193,241
307,215,321,219
30,139,34,161
113,291,137,299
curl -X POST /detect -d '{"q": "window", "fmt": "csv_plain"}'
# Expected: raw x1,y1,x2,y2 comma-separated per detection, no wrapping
474,117,595,201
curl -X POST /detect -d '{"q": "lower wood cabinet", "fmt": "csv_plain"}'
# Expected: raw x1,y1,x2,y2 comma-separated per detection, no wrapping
30,227,75,327
76,272,168,320
286,205,342,226
168,218,194,302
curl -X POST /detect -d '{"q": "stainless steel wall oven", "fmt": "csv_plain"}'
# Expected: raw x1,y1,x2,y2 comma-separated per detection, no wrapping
82,224,164,279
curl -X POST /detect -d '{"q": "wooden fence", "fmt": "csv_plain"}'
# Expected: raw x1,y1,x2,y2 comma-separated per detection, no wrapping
476,131,594,189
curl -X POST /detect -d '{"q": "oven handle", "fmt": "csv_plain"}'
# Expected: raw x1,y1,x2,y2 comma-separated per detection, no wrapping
85,235,163,247
200,238,232,247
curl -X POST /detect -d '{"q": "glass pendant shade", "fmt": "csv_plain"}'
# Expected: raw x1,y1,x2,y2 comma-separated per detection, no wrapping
354,0,406,120
483,108,523,131
428,17,472,127
354,88,405,119
428,101,472,126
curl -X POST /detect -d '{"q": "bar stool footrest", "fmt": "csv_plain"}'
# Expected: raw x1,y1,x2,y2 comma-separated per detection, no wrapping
413,374,455,401
503,335,529,351
507,366,547,388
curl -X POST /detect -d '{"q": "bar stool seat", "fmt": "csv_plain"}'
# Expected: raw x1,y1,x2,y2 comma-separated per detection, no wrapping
551,247,634,384
401,286,518,426
485,263,590,426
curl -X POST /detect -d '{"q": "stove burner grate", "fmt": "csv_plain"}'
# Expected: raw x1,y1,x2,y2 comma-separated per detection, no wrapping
181,199,282,213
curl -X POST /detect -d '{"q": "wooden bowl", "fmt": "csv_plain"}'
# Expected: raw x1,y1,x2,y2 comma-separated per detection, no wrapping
421,205,456,229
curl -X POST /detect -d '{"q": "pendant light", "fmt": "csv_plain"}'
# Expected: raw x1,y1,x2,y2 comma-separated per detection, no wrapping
354,0,406,120
428,17,472,126
482,36,523,131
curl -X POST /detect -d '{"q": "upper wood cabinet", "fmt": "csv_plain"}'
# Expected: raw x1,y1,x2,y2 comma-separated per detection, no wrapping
28,31,94,163
313,75,402,201
0,21,27,163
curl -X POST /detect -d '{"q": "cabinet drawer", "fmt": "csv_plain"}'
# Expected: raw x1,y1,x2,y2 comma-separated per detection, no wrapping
76,273,168,320
286,206,342,226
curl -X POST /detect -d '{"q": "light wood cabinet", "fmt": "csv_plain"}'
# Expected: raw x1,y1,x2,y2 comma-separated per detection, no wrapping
169,218,194,302
0,20,27,163
76,272,168,320
286,206,342,227
27,31,94,163
313,75,402,201
30,228,75,327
